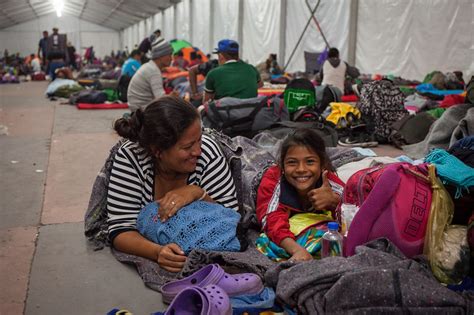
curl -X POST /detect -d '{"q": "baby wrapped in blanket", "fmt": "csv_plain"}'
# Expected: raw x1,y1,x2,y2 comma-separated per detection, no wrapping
137,200,241,254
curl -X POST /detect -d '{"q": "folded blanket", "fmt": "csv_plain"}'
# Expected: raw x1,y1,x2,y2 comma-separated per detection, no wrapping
403,104,473,159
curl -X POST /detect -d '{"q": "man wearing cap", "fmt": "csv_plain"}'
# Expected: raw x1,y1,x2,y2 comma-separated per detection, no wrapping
204,39,262,102
47,27,68,80
127,36,173,111
37,30,48,69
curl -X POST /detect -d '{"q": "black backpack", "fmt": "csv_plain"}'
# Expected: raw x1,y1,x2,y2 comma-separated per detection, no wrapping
283,78,316,114
466,76,474,105
69,89,107,105
117,75,132,102
317,85,342,114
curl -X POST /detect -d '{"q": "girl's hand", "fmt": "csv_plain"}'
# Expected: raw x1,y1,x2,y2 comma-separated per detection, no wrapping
281,238,313,262
157,185,204,221
290,248,313,262
157,243,187,273
307,171,340,211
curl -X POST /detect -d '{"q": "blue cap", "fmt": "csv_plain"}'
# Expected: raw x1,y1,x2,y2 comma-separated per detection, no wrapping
328,222,339,230
212,39,239,54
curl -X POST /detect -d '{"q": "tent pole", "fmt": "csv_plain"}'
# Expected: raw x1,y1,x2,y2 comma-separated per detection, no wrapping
279,0,287,69
283,0,321,71
238,0,244,52
209,0,215,53
173,3,178,39
189,0,194,44
304,0,330,49
347,0,359,66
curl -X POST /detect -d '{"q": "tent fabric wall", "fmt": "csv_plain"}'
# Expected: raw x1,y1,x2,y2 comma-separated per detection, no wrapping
163,5,176,40
242,0,281,66
176,0,191,42
138,20,146,46
145,17,154,36
285,0,350,73
0,12,120,59
357,0,473,81
153,12,164,36
213,0,239,50
191,0,211,54
117,0,472,81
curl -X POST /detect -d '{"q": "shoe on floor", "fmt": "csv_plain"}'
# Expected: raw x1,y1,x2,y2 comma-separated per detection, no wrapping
161,264,263,304
164,285,231,315
338,134,378,148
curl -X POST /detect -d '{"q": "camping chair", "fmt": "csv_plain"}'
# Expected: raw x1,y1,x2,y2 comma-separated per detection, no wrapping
304,51,323,75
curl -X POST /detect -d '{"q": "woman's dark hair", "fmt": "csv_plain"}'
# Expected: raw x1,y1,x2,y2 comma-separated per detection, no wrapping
114,96,199,155
279,128,333,171
328,47,339,59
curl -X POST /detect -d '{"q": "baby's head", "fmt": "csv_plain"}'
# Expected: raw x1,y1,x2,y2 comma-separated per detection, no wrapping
279,129,331,193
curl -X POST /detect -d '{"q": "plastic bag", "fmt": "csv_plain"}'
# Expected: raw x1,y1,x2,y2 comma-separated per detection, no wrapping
424,164,470,284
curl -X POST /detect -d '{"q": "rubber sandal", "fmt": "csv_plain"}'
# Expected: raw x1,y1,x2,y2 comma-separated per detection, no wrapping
164,284,231,315
161,264,263,304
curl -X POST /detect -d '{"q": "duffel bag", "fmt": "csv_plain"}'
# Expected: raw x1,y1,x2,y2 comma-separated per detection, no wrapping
201,95,289,138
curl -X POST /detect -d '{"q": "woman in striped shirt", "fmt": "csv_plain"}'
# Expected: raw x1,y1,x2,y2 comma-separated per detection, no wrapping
107,96,238,272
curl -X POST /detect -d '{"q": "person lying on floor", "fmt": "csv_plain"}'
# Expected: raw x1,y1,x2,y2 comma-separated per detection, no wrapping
255,129,344,262
107,95,239,272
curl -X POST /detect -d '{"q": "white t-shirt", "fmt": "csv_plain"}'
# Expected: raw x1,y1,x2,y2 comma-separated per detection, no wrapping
322,60,347,93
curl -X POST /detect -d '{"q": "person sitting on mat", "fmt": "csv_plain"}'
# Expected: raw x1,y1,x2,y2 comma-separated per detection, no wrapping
127,36,172,112
203,39,263,102
255,129,344,262
107,95,239,272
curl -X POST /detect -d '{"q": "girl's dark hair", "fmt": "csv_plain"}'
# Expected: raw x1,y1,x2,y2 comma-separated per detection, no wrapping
114,96,199,155
279,128,333,171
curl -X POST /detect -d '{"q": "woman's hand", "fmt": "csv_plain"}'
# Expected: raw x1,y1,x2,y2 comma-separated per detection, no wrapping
157,185,204,221
290,247,313,262
157,243,187,273
307,171,341,211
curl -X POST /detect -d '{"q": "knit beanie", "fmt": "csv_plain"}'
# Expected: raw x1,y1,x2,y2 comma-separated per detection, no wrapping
150,36,173,60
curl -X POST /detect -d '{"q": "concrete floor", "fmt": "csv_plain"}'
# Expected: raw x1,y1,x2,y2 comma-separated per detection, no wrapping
0,82,165,315
0,82,404,315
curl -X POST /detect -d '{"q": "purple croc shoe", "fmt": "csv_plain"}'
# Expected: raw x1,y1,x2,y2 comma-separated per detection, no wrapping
164,285,231,315
161,264,264,304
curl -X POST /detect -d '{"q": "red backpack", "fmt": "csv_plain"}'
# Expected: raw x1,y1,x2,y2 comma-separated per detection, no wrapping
342,162,433,258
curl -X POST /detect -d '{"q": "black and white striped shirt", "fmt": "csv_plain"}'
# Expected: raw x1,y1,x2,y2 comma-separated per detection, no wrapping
107,134,238,240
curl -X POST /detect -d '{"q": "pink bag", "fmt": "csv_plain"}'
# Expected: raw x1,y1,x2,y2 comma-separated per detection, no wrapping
344,162,432,258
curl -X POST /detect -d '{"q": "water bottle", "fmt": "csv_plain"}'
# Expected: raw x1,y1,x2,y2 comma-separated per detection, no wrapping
321,222,343,258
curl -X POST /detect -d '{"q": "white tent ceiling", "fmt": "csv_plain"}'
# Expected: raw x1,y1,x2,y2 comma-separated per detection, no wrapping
0,0,181,31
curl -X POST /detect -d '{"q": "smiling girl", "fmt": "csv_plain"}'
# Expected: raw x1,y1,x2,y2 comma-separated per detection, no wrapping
256,129,344,262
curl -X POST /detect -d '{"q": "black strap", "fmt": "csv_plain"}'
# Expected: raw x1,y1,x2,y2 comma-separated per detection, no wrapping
207,97,268,129
207,101,225,129
276,120,326,131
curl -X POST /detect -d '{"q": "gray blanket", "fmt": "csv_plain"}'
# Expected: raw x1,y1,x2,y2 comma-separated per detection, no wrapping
112,230,275,292
265,238,473,314
403,104,474,159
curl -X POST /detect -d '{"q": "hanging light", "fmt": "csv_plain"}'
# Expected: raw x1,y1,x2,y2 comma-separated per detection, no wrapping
52,0,64,17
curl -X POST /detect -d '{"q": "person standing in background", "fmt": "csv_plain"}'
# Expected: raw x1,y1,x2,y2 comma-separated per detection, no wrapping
37,30,48,70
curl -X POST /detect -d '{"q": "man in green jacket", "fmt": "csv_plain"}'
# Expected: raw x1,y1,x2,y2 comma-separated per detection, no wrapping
204,39,263,102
